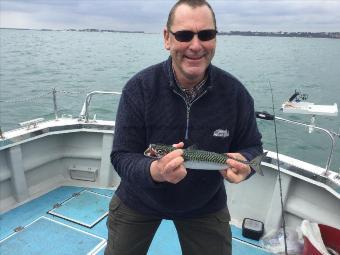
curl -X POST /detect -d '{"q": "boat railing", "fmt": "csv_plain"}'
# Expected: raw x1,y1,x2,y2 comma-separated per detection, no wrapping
256,111,340,177
52,88,58,119
78,91,122,123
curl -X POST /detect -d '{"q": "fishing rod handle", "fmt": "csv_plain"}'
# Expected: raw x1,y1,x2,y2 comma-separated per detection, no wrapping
255,111,275,120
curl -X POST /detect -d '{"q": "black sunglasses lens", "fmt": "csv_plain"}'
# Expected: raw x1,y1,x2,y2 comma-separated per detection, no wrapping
172,30,217,42
198,30,217,41
174,31,194,42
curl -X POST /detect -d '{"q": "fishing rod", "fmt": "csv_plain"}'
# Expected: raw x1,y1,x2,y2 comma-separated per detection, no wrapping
267,81,288,255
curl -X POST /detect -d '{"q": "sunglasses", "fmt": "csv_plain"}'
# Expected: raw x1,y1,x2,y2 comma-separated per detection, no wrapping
169,29,217,42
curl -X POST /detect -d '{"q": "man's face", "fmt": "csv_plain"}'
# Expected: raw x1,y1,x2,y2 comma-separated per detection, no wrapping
164,4,216,87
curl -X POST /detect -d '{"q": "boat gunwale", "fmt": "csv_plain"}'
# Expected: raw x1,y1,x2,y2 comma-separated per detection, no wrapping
0,118,339,198
0,118,115,150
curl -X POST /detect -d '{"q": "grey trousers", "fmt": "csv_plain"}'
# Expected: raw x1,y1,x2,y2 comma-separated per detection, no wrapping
104,195,232,255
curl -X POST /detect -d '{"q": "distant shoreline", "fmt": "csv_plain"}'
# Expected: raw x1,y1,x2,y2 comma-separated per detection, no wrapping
0,27,145,34
219,31,340,39
1,27,339,39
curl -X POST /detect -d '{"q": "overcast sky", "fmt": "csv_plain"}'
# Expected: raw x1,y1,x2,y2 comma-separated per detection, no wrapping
1,0,339,32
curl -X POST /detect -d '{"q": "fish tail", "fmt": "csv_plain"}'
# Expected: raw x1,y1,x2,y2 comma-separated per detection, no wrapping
249,152,267,176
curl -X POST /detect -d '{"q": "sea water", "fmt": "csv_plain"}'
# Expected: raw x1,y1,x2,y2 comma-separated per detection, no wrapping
1,29,340,170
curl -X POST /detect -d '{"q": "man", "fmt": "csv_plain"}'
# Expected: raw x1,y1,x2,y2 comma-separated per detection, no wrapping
105,0,263,254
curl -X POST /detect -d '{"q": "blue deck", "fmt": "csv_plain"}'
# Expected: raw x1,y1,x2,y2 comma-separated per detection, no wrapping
0,186,271,254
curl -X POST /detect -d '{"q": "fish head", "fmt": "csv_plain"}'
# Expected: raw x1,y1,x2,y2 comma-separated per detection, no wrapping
144,144,174,158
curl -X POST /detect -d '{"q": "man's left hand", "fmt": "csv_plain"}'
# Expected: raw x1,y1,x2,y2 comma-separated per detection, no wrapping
220,153,251,183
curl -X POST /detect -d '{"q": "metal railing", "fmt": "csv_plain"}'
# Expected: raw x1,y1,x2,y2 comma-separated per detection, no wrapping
78,91,122,123
52,88,58,120
256,111,340,176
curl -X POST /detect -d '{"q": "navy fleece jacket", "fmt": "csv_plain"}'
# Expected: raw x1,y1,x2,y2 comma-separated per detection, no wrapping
111,57,263,218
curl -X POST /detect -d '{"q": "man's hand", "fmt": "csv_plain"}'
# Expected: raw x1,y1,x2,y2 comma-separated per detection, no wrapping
150,142,187,184
220,153,251,183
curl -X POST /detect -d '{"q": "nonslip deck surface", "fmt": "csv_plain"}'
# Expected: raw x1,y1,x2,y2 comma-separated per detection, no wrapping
48,190,111,227
0,217,105,255
0,186,271,255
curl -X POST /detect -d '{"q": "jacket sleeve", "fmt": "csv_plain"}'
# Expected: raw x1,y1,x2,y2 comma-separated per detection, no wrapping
110,80,161,188
230,88,263,177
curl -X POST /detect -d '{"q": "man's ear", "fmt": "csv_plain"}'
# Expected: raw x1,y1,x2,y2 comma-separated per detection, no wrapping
163,28,170,50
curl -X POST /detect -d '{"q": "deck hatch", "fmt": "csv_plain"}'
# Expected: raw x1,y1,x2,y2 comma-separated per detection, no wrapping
0,216,105,255
48,190,111,228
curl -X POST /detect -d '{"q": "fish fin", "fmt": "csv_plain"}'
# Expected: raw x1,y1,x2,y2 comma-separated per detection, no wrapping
186,144,199,150
249,152,268,176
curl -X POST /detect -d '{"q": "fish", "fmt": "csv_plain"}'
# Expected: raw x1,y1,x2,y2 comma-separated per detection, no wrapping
144,144,267,176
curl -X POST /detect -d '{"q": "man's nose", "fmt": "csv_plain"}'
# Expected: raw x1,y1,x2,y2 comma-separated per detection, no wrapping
189,35,203,50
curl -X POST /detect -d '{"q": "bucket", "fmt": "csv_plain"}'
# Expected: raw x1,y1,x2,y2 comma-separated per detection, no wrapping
303,224,340,255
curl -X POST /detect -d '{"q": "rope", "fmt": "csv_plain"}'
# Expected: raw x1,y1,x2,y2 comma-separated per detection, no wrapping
57,89,89,95
0,89,88,104
0,91,52,104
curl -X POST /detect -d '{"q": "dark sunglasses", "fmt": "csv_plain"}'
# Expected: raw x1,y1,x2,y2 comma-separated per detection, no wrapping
169,29,217,42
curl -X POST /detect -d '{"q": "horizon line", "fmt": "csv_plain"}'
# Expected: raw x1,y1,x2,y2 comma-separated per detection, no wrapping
1,27,340,34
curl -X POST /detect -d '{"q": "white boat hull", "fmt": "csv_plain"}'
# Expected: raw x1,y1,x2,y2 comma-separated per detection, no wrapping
1,118,339,234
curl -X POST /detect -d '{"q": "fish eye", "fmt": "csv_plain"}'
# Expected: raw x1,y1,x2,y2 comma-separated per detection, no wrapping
157,149,164,154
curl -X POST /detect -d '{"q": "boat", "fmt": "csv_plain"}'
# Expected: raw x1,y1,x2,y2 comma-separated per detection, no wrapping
0,90,339,255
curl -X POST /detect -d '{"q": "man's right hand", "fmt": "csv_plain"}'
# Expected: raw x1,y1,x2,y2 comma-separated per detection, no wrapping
150,142,187,184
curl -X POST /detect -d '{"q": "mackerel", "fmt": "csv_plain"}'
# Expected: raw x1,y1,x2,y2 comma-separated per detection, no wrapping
144,144,267,176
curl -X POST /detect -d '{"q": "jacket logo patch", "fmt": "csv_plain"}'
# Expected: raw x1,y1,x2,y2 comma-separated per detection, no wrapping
213,128,229,138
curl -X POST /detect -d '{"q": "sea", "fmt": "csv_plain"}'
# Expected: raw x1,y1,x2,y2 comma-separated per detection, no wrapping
1,28,340,171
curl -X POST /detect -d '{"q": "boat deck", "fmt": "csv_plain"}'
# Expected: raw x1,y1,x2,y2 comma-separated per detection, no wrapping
0,186,271,255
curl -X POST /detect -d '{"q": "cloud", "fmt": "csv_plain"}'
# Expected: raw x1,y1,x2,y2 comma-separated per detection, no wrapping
211,0,340,32
0,0,174,31
1,0,339,32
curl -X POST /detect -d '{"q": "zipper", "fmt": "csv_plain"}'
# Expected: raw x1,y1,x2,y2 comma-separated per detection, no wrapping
173,89,208,140
185,105,190,139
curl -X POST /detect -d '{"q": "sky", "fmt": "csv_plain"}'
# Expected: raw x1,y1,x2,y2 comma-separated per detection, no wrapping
1,0,340,33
